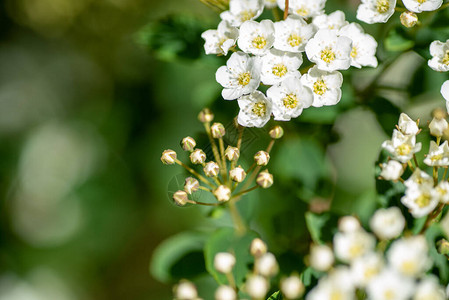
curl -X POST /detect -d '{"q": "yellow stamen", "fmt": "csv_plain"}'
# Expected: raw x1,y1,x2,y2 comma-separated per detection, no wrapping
415,194,431,208
252,36,267,49
376,0,390,13
252,102,267,117
283,94,298,109
287,34,302,47
350,47,358,59
240,10,255,22
320,48,336,63
296,7,309,17
396,144,412,156
442,50,449,65
313,80,327,95
272,64,288,77
238,72,251,86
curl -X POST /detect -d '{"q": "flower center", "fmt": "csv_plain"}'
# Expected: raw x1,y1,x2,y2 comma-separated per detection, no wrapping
376,0,390,13
415,194,431,208
431,153,444,161
349,244,363,257
320,48,336,63
240,10,255,22
296,7,309,17
287,34,302,47
363,267,379,279
384,290,395,300
400,261,417,275
330,291,343,300
417,0,426,3
313,80,327,95
238,72,251,86
272,64,288,77
283,93,298,109
443,50,449,65
351,47,358,59
396,144,411,156
252,101,267,117
252,36,267,49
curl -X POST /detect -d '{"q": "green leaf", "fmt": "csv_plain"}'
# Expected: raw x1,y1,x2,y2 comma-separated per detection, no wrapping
425,224,449,282
305,212,329,244
267,290,283,300
204,227,259,287
385,28,415,52
302,267,321,288
150,231,207,282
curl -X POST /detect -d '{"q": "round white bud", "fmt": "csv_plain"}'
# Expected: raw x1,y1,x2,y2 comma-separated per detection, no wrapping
181,137,196,152
429,117,448,137
215,285,236,300
161,149,177,165
256,170,273,188
229,166,246,182
198,108,214,123
380,160,404,181
173,190,188,206
204,161,220,177
211,123,226,138
254,151,270,166
214,252,236,274
245,275,269,299
310,244,334,271
190,149,206,164
184,177,200,194
214,185,231,202
338,216,361,233
250,238,267,257
400,11,418,28
269,125,284,139
174,281,198,300
281,275,304,300
256,252,278,277
370,207,405,240
225,146,240,161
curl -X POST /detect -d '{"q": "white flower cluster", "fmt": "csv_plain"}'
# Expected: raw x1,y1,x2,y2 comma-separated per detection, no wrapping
381,113,449,218
356,0,442,24
202,0,378,127
307,215,447,300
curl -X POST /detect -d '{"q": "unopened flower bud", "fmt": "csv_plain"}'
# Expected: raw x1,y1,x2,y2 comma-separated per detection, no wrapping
211,123,226,138
250,238,267,257
281,275,304,300
430,117,448,137
174,280,198,300
338,216,361,233
215,285,236,300
256,170,273,188
161,149,177,165
254,151,270,166
214,252,236,274
310,244,334,271
256,252,278,277
198,108,214,123
214,185,231,202
181,137,196,152
400,11,418,28
190,149,206,164
229,166,246,182
437,239,449,255
173,190,188,206
225,146,240,161
246,275,269,299
269,125,284,139
184,177,200,194
380,160,404,181
204,161,220,177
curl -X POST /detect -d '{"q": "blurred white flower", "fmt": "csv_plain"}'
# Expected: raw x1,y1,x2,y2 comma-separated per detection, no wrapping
387,236,431,277
397,113,419,136
379,160,404,181
306,267,355,300
428,40,449,72
404,168,433,190
401,184,439,218
281,275,304,299
402,0,442,13
333,229,376,263
350,252,383,287
245,275,269,299
433,181,449,204
277,0,326,19
214,252,236,274
413,276,446,300
201,21,239,56
370,207,405,240
429,116,448,137
381,129,422,163
423,140,449,167
366,268,414,300
310,244,334,271
255,252,278,277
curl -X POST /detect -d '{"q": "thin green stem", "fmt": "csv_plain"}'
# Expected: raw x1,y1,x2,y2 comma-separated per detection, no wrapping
408,160,415,172
420,203,446,234
443,168,448,181
232,185,259,198
175,159,215,188
186,199,220,206
433,167,439,185
219,137,228,182
204,122,222,168
413,154,419,169
228,198,246,235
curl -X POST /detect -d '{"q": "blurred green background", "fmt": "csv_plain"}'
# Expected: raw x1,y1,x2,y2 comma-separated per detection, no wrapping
0,0,448,299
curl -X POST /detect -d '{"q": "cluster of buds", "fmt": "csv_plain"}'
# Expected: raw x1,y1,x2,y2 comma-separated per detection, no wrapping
380,111,449,221
161,108,283,208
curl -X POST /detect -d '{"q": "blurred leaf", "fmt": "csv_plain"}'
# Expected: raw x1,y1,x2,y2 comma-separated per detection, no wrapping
302,267,321,288
385,28,415,52
150,231,208,282
367,97,401,136
204,227,258,287
305,212,329,244
425,224,449,282
267,290,283,300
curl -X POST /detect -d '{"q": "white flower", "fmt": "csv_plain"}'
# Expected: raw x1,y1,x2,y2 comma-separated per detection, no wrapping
350,252,383,287
306,267,355,300
381,129,422,163
310,244,334,271
366,268,414,300
220,0,264,27
214,252,236,274
401,184,439,218
338,216,361,233
215,285,236,300
273,16,317,53
301,66,343,107
356,0,396,24
428,39,449,72
245,275,269,299
277,0,326,19
338,23,378,68
250,238,267,257
397,113,419,135
433,181,449,204
305,29,352,71
429,116,448,137
175,281,198,300
403,0,442,13
201,21,239,56
423,140,449,167
237,91,272,127
260,49,302,85
413,276,446,300
442,80,449,101
267,76,313,121
216,51,261,100
312,10,348,31
264,0,277,8
387,236,431,277
281,275,305,299
404,168,433,190
256,252,278,277
370,207,405,240
333,229,376,263
380,160,404,181
238,20,275,56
